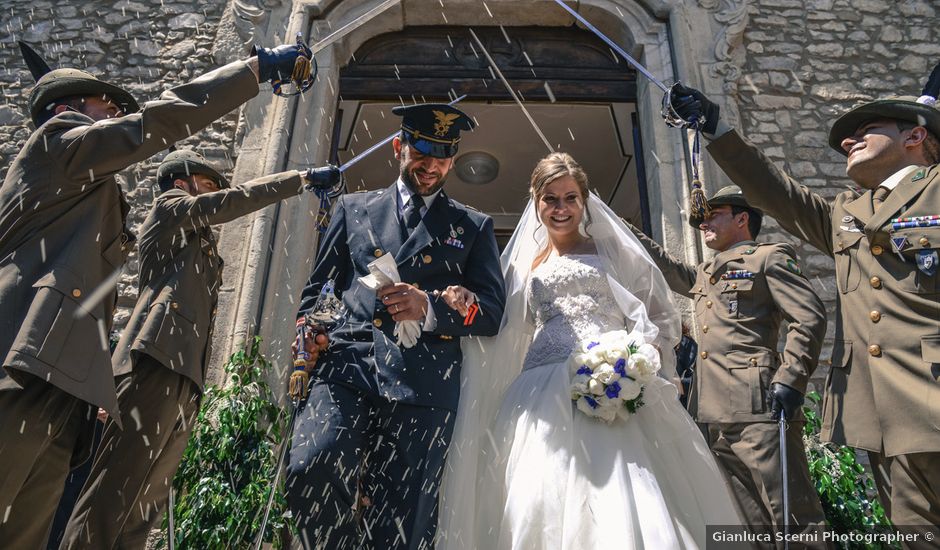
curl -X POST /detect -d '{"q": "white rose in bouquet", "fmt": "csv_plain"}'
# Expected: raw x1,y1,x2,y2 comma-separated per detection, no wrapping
569,352,592,375
576,395,601,418
587,378,606,396
618,377,643,401
636,343,661,364
627,354,656,383
593,396,619,423
594,362,621,384
570,372,592,395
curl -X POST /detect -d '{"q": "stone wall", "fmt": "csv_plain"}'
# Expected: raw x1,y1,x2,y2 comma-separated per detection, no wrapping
0,0,236,333
732,0,936,385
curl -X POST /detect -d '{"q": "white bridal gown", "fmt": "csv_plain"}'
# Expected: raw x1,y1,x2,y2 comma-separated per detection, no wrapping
478,254,740,549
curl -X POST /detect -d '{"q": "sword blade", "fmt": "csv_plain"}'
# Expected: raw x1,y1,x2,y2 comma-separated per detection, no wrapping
550,0,668,92
779,412,790,550
339,94,468,173
311,0,401,54
468,29,554,154
168,487,176,550
253,402,301,550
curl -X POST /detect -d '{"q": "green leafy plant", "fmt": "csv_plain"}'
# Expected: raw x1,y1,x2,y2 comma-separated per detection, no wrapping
157,336,293,549
802,391,894,549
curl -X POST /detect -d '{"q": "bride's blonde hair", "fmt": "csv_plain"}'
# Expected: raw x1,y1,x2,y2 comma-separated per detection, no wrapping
529,152,589,200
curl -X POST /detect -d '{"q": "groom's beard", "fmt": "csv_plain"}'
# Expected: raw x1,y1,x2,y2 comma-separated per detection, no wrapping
400,164,448,197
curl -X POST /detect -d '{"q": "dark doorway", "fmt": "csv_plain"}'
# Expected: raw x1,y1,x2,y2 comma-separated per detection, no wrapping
332,25,650,245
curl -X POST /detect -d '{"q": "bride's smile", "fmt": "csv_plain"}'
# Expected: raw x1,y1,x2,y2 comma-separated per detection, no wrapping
537,175,585,238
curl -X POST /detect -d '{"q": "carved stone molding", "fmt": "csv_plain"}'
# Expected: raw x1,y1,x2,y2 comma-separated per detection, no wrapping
231,0,285,42
696,0,750,120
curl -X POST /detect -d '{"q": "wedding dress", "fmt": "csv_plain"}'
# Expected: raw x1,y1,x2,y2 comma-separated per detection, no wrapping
478,253,740,548
437,194,741,549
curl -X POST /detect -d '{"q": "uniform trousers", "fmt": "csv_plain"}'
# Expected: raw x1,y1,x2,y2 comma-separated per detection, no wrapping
868,451,940,549
285,379,455,550
0,374,95,548
708,422,828,549
61,354,200,549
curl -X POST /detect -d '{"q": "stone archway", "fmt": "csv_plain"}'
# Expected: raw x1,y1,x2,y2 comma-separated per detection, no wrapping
207,0,749,388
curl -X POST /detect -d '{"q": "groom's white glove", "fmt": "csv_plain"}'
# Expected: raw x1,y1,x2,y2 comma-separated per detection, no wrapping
379,282,429,348
359,254,428,348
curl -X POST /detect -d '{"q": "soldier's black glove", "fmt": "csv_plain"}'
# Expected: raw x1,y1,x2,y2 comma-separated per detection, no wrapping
303,165,342,191
251,43,313,84
668,83,720,135
766,382,803,421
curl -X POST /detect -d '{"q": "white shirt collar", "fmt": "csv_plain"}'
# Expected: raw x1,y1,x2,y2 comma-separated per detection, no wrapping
880,165,921,191
396,177,442,212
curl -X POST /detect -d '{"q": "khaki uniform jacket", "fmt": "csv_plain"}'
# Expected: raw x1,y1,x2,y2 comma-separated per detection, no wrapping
112,171,306,390
630,228,826,424
709,129,940,456
0,60,259,420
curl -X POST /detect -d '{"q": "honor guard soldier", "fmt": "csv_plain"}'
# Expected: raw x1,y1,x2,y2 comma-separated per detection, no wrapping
60,151,340,548
0,41,312,547
669,64,940,540
627,186,828,541
286,103,506,549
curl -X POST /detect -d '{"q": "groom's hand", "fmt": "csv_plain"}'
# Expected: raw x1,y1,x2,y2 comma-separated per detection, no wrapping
439,285,476,317
291,327,329,372
378,283,428,322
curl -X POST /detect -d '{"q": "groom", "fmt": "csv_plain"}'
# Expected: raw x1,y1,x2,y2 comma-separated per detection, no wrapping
286,103,506,549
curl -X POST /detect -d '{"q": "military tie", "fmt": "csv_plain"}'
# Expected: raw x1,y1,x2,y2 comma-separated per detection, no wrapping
404,195,425,232
872,186,890,211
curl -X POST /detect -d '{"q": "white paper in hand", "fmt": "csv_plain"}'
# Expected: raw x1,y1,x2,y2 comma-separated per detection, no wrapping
358,254,422,348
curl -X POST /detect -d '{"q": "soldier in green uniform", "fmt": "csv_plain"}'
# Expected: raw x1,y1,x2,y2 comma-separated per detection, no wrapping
627,186,828,540
668,71,940,536
60,151,340,547
0,43,312,547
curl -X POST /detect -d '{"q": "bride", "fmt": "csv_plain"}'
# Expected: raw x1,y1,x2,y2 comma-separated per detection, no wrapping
437,152,740,549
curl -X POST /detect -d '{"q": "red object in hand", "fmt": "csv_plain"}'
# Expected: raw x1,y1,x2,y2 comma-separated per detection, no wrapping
463,302,479,326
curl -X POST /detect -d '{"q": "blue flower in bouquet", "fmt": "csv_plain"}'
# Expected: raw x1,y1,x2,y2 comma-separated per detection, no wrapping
605,381,621,399
576,365,592,376
613,358,627,377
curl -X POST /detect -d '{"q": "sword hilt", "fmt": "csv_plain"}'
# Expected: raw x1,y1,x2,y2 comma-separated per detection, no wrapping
272,32,317,97
661,81,708,131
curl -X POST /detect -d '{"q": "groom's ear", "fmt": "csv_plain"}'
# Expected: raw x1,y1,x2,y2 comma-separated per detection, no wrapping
392,136,403,160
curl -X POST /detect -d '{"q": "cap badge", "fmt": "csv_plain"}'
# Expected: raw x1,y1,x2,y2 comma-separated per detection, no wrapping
433,110,461,137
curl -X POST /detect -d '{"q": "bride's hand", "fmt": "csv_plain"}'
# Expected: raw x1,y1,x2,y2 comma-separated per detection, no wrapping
439,285,476,317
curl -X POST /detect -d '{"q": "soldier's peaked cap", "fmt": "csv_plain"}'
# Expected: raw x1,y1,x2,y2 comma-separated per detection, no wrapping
157,150,230,191
688,185,762,228
28,68,139,126
828,62,940,154
392,103,476,159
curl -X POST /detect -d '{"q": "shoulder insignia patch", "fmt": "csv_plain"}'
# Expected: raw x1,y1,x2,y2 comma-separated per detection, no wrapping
785,258,802,275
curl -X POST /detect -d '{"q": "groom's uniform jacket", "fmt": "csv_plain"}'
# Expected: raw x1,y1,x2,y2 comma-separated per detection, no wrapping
297,183,506,411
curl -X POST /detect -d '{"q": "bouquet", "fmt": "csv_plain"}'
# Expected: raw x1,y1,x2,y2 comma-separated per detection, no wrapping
568,330,661,423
